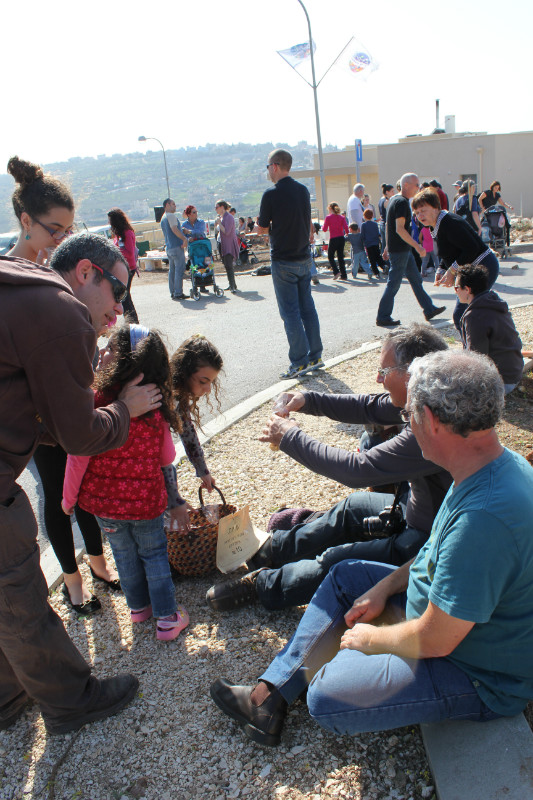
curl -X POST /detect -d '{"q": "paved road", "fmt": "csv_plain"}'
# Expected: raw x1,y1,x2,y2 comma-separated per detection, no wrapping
21,249,533,553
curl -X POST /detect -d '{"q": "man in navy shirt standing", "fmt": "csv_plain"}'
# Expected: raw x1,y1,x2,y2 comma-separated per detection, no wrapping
256,149,323,379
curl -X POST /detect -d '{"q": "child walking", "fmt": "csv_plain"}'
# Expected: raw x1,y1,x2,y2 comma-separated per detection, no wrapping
170,335,223,531
62,324,189,641
346,223,374,279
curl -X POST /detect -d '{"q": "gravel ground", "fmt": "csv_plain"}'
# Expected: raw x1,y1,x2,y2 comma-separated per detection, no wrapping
3,308,533,800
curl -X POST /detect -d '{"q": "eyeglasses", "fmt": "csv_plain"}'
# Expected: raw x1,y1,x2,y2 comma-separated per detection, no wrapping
31,217,74,241
266,162,279,170
454,284,462,292
377,365,406,378
91,262,128,304
399,408,412,423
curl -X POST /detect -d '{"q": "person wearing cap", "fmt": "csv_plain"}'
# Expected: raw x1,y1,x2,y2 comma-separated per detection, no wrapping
160,199,188,300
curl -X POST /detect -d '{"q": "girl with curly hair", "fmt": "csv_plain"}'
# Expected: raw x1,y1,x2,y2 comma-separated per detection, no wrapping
62,323,189,641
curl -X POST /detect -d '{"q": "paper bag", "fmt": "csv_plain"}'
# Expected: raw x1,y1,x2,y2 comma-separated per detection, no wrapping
216,505,269,574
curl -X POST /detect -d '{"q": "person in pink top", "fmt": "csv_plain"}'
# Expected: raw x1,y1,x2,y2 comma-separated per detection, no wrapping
62,323,189,642
108,208,139,322
322,202,349,280
419,223,438,277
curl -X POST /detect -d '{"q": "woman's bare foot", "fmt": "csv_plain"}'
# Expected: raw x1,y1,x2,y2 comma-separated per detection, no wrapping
88,555,119,583
63,571,93,606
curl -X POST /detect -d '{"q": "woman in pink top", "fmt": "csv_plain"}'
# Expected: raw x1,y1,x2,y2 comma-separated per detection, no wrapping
322,202,349,280
108,207,139,323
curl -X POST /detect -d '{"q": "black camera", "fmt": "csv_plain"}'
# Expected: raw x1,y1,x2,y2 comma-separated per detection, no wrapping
362,503,406,539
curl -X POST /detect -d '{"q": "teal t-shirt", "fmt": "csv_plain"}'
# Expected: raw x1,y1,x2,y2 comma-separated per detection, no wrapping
406,448,533,716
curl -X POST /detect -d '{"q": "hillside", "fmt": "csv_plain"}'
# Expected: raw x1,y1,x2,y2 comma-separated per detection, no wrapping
0,141,338,231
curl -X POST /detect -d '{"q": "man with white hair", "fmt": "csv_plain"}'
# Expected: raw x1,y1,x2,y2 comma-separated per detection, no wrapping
347,183,365,229
376,173,445,328
210,350,533,747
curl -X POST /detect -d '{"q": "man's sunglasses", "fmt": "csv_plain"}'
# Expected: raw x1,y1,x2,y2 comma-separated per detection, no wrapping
91,262,128,303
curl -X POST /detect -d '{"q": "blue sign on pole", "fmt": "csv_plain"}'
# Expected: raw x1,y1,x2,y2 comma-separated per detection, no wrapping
355,139,363,162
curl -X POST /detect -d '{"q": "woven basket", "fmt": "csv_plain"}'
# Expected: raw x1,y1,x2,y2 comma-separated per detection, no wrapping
165,486,236,577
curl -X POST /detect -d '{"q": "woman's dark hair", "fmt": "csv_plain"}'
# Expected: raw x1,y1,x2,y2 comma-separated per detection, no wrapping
381,183,393,194
239,217,245,224
170,336,223,429
411,188,441,211
107,207,134,239
7,156,74,224
215,200,230,211
456,264,489,296
328,202,341,214
184,205,196,216
490,180,501,192
95,326,181,433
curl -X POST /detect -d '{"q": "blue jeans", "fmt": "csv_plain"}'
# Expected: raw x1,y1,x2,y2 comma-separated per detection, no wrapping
95,513,176,618
256,490,427,610
260,559,501,734
421,252,438,273
453,250,499,330
351,250,372,278
377,249,438,321
167,247,186,297
271,258,323,368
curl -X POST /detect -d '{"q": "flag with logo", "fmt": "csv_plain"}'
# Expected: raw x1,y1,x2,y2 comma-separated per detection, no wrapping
277,40,316,70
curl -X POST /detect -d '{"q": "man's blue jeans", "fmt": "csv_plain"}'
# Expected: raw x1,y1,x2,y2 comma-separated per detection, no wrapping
167,247,186,297
271,258,323,368
260,559,501,735
256,490,427,610
96,513,176,618
377,249,437,321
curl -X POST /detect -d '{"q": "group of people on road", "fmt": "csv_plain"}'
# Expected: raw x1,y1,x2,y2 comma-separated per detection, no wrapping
1,150,531,763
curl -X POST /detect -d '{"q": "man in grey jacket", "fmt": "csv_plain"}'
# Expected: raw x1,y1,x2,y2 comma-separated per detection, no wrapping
207,323,451,612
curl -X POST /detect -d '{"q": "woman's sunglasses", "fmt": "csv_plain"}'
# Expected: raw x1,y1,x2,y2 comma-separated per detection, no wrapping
91,262,128,303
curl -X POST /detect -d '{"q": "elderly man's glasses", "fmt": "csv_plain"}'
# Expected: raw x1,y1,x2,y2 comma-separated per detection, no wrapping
32,217,74,241
91,262,128,303
377,365,406,378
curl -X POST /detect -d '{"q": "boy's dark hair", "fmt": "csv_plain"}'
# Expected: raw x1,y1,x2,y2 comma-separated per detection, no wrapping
456,264,490,296
95,326,181,433
349,223,358,232
170,336,223,429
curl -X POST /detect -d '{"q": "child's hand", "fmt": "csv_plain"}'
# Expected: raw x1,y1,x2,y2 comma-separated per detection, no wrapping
169,503,192,532
62,500,74,516
201,473,216,492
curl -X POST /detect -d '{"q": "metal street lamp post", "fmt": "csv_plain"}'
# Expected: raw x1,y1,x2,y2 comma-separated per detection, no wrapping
138,135,170,198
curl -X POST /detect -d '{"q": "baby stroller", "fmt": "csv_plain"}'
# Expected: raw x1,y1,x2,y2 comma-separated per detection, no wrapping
188,239,224,300
482,205,512,259
236,234,259,266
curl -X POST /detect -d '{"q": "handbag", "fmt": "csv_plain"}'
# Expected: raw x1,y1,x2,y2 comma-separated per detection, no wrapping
165,486,236,577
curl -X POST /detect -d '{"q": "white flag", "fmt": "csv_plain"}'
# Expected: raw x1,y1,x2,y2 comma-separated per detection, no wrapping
348,41,377,75
277,40,316,69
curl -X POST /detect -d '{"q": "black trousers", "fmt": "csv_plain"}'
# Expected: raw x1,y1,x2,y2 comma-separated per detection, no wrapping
223,253,237,290
122,269,139,323
366,244,385,274
32,444,103,574
328,237,347,278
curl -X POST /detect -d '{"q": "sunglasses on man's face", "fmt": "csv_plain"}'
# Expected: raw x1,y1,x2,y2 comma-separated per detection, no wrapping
91,262,128,303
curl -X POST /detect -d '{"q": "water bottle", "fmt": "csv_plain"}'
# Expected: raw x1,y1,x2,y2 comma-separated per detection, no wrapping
270,393,291,451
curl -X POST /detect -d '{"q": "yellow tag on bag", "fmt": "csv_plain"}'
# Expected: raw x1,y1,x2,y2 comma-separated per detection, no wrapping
216,505,269,574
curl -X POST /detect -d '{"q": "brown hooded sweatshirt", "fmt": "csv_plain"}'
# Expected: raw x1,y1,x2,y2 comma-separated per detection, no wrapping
0,256,129,500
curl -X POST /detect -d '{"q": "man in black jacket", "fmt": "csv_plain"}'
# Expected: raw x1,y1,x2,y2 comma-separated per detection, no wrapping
207,323,451,612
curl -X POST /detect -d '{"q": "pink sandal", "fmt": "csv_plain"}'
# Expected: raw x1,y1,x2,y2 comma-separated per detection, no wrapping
130,605,152,623
156,606,189,641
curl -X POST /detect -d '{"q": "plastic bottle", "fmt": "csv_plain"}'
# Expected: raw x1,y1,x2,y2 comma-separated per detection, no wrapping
270,393,291,451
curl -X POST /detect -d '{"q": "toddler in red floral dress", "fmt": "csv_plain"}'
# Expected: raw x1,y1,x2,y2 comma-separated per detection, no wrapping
62,324,189,641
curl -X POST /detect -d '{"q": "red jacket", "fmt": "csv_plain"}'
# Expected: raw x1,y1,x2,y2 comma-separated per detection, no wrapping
78,392,167,520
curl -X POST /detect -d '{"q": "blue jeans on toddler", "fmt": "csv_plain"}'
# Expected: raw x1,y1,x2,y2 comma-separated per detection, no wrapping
351,250,372,278
95,513,176,618
260,559,501,735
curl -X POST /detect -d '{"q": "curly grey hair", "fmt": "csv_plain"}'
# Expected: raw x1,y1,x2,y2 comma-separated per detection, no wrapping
408,350,504,437
49,232,127,277
386,323,448,369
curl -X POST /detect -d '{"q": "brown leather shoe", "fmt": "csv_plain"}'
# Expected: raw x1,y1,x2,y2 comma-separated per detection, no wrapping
206,570,262,611
210,678,287,747
44,674,139,735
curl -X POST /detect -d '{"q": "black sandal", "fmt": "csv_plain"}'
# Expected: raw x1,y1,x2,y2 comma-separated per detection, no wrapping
89,566,121,592
62,584,102,616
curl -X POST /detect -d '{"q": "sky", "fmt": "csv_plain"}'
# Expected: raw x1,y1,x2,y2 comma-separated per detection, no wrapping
1,0,532,173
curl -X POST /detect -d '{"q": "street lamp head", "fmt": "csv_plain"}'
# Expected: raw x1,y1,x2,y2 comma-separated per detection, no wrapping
138,136,147,142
